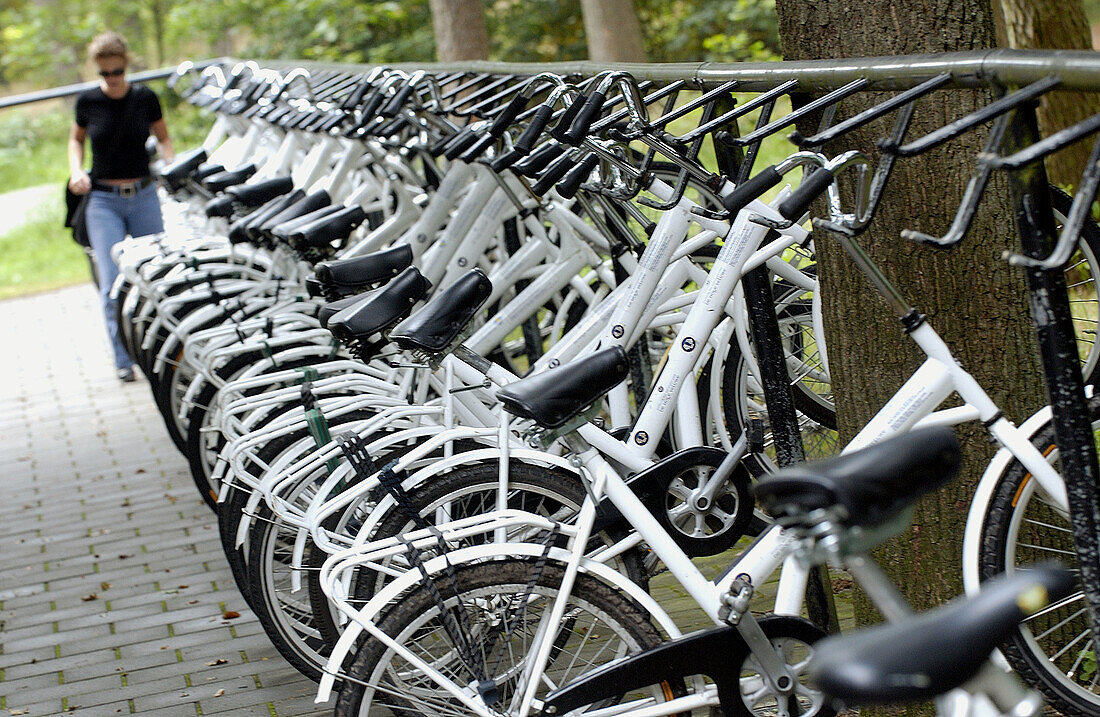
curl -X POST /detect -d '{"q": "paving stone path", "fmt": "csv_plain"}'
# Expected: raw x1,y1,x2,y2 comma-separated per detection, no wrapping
0,284,330,716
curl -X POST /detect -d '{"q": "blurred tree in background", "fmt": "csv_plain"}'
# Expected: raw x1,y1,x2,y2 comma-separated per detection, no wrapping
1,0,781,92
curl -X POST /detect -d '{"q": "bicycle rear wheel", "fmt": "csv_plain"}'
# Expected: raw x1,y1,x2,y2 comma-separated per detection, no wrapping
335,558,679,717
979,393,1100,716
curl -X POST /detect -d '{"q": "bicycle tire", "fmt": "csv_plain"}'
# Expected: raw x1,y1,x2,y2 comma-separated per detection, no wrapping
334,558,680,717
1050,186,1100,387
979,393,1100,716
184,350,329,509
247,494,332,682
309,458,648,650
219,407,383,608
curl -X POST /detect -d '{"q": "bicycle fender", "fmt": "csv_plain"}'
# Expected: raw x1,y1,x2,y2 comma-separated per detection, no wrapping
962,405,1053,597
315,543,679,704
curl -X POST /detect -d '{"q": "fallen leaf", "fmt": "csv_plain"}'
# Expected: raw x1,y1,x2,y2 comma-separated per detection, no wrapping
178,585,188,589
120,499,130,507
222,611,240,619
135,468,146,474
100,582,111,591
118,554,131,560
188,600,198,605
10,709,29,715
159,646,168,650
206,659,227,666
81,594,97,602
213,689,225,697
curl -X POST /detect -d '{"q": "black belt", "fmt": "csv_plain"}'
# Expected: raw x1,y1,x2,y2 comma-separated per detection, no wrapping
93,177,155,197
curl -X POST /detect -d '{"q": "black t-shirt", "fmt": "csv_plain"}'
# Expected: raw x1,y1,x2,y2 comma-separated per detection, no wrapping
75,84,163,180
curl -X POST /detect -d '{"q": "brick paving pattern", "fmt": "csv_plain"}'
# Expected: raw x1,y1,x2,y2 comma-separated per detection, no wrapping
0,285,330,716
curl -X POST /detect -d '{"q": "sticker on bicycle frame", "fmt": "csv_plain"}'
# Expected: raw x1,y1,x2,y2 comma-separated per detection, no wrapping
611,325,624,339
682,337,696,352
634,431,649,445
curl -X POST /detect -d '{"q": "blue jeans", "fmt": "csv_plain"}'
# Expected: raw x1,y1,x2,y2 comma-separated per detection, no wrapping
85,184,165,369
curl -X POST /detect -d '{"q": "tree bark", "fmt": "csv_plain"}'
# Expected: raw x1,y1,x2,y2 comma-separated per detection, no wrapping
773,0,1047,673
428,0,490,62
149,0,167,67
579,0,646,63
999,0,1100,187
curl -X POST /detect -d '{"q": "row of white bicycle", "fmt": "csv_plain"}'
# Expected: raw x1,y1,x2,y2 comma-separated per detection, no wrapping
111,59,1100,716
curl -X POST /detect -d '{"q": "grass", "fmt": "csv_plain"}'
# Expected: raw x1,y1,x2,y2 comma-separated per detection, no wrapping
0,84,212,301
0,106,70,194
0,200,93,300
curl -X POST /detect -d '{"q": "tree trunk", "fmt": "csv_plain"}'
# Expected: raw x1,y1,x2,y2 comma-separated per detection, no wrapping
1000,0,1100,187
579,0,646,63
428,0,490,62
773,0,1047,684
149,0,167,67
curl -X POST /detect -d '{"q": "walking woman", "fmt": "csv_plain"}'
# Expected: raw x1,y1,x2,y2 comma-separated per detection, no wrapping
68,31,175,382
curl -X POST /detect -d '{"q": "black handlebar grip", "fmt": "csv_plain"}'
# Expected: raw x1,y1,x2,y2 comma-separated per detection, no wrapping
359,89,387,124
427,128,463,158
444,128,483,161
555,153,599,199
531,153,578,196
513,105,554,156
489,93,530,138
562,91,606,145
374,115,410,138
548,97,586,142
318,113,345,133
513,143,566,178
342,76,373,111
489,149,523,173
380,82,416,119
458,133,496,163
722,166,783,216
778,168,835,221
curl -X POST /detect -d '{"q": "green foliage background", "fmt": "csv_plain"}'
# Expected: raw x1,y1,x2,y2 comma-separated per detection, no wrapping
2,0,780,91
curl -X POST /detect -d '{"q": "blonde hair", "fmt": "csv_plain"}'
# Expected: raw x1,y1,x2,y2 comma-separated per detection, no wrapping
88,31,129,62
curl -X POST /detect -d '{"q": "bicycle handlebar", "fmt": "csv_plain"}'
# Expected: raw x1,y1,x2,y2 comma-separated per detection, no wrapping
722,166,782,216
489,93,530,138
531,152,577,195
556,153,599,199
778,168,835,221
562,91,607,145
513,105,554,155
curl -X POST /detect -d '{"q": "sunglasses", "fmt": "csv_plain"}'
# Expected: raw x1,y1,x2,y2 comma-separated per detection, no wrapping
98,68,125,77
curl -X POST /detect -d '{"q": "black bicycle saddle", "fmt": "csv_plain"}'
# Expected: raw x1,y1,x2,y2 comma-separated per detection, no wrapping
326,266,431,341
809,563,1075,705
290,205,366,250
754,426,961,529
314,245,414,291
389,269,492,353
497,346,629,429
